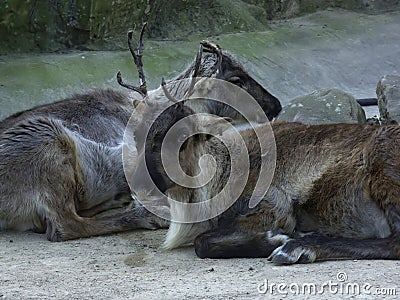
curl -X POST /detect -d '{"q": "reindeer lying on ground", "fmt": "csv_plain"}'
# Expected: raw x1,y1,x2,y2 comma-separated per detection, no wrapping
134,84,400,263
0,24,281,241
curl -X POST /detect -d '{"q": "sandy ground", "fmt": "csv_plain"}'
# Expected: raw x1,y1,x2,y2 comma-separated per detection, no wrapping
1,229,399,299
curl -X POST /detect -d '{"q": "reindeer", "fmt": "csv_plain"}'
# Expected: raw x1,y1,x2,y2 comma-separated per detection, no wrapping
0,23,281,241
133,84,400,264
171,40,281,122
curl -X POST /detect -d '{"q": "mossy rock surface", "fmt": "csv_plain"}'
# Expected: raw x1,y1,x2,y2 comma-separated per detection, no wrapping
1,0,399,54
377,75,400,124
276,89,367,124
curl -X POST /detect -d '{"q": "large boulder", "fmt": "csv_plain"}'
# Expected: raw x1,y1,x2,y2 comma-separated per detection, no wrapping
377,75,400,125
276,88,367,124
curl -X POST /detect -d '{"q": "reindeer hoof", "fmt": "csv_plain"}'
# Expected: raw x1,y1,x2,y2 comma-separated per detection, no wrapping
267,241,317,264
45,219,64,242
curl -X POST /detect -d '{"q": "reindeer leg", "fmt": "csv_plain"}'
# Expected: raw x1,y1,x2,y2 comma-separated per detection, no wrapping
268,205,400,264
195,205,400,261
194,228,288,258
195,228,400,262
267,232,400,264
46,204,168,241
77,195,133,217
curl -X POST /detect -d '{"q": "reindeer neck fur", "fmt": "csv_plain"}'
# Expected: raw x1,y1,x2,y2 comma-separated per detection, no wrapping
163,137,212,249
164,127,254,249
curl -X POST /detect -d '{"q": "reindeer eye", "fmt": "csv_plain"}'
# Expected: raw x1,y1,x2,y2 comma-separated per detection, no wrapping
228,76,243,86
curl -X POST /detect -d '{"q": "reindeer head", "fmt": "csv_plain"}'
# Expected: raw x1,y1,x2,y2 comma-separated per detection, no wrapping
175,41,282,121
217,52,282,121
118,24,281,124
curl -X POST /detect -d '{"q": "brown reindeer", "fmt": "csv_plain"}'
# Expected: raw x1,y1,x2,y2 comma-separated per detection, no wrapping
0,24,281,241
172,41,281,122
134,90,400,263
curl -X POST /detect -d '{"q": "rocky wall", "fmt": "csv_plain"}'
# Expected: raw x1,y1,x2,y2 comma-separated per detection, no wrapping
0,0,399,54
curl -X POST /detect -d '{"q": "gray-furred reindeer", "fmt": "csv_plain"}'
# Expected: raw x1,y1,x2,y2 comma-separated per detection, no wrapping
134,86,400,264
0,24,281,241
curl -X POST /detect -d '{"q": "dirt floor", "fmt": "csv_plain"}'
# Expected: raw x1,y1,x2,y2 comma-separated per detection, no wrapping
0,229,399,299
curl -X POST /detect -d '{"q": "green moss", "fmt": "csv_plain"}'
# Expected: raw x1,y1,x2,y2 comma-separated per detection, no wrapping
145,0,268,39
0,0,399,54
0,0,269,54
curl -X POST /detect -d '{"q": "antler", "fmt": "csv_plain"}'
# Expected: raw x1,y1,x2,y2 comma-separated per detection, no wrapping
161,43,203,103
117,22,148,97
161,77,177,103
200,40,222,76
185,43,203,99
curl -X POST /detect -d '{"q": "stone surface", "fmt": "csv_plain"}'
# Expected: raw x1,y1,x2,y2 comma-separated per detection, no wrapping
0,0,268,54
377,75,400,124
210,9,400,107
1,9,399,120
243,0,390,19
276,89,367,124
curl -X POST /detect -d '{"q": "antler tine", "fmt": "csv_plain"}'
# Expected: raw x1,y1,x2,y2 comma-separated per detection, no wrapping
128,22,147,91
117,23,148,96
183,43,203,99
116,71,146,97
161,43,203,104
200,40,222,76
137,22,147,57
161,77,179,103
